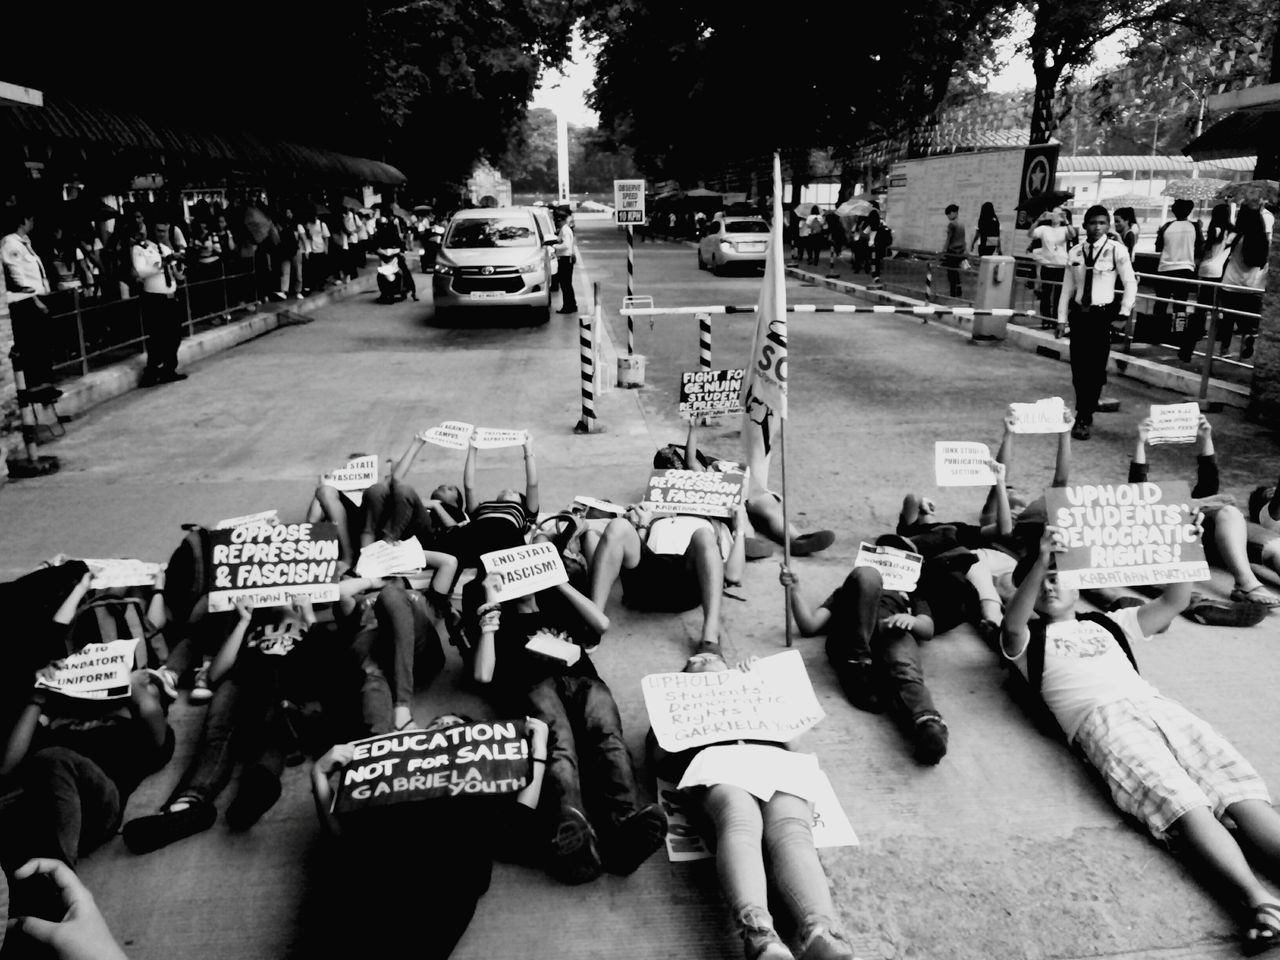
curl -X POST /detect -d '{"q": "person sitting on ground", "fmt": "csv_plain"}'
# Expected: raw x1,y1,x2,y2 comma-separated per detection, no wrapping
1002,524,1280,955
781,539,947,764
1,568,175,868
309,715,548,959
121,584,371,853
464,573,667,885
450,432,540,567
651,651,858,960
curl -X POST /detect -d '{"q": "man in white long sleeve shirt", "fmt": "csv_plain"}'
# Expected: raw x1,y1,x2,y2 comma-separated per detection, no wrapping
1058,204,1137,441
2,207,55,389
130,217,186,386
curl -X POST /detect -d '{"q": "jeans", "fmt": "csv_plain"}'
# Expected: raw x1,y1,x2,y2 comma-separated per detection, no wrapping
1038,265,1065,320
1069,304,1116,425
823,566,938,722
1153,268,1196,320
9,296,55,386
943,254,964,297
701,784,835,926
557,256,577,311
141,292,182,377
349,583,444,735
20,747,122,866
525,674,638,831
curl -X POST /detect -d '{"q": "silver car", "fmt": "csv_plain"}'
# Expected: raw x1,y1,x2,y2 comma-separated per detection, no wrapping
697,217,770,274
432,207,557,322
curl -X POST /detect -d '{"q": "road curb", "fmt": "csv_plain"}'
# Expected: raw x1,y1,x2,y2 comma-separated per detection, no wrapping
787,266,1250,408
52,273,377,421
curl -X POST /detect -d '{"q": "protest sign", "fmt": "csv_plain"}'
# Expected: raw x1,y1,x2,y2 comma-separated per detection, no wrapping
853,541,923,592
207,521,341,612
34,639,138,700
642,469,747,519
321,456,379,506
215,510,280,530
355,538,428,579
334,720,530,814
422,421,474,450
1045,480,1210,588
480,542,568,602
82,559,162,589
1008,397,1070,434
679,368,746,420
472,428,527,449
1148,403,1200,445
573,496,626,518
642,650,824,752
934,441,998,487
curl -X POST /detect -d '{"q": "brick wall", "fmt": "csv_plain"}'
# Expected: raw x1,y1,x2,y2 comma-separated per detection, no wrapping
1248,231,1280,422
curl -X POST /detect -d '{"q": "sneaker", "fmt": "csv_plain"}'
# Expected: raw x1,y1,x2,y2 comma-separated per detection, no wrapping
913,715,949,765
602,803,668,875
122,801,216,854
737,907,795,960
145,667,178,702
549,806,602,885
836,660,881,713
791,530,835,557
189,665,213,703
797,918,856,960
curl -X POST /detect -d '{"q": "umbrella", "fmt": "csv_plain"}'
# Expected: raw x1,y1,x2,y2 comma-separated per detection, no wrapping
836,198,873,217
413,204,432,214
684,188,721,198
340,196,363,210
1216,179,1279,206
1161,178,1228,200
1017,189,1074,220
793,203,823,218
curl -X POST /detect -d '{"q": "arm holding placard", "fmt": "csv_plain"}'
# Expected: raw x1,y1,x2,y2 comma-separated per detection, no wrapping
1001,526,1064,660
981,412,1017,527
725,504,747,586
311,742,355,837
778,569,832,637
978,461,1012,538
208,599,255,686
472,577,502,685
1136,576,1193,637
1192,416,1219,499
684,421,705,472
391,431,430,483
1130,418,1150,481
463,443,478,516
523,433,540,517
1051,408,1073,488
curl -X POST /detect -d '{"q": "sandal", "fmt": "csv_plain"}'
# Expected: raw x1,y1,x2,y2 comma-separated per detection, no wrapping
1231,585,1280,608
1243,902,1280,956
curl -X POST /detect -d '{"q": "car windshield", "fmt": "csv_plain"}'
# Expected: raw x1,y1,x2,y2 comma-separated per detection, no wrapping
725,221,768,234
445,217,537,248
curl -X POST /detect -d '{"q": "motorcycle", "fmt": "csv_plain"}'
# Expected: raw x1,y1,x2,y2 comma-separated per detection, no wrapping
421,224,444,271
375,247,416,303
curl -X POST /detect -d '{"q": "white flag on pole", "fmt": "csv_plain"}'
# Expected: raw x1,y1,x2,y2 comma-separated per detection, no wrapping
738,152,788,497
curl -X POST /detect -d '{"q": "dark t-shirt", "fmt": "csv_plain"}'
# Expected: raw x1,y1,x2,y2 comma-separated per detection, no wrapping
488,609,598,694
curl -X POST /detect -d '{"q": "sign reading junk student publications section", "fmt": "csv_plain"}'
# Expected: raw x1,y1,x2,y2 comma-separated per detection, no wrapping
1045,481,1209,588
334,720,531,814
643,469,748,519
642,650,824,752
207,521,342,612
614,178,646,224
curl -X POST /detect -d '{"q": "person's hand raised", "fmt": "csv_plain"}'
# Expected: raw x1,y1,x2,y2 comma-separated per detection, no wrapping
1137,417,1153,445
11,859,129,960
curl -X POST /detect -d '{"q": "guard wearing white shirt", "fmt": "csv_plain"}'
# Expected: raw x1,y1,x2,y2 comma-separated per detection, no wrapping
1,207,55,388
1058,204,1137,441
130,220,186,386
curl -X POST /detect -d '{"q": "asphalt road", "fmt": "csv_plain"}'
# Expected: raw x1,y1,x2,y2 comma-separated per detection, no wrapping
2,217,1279,960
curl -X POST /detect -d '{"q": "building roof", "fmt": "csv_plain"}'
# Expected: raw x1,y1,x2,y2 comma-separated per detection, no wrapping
1057,154,1256,173
1,94,405,185
1183,112,1276,162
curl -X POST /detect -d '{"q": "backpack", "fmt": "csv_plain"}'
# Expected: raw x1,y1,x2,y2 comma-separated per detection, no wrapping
164,524,213,628
653,443,730,471
69,594,159,666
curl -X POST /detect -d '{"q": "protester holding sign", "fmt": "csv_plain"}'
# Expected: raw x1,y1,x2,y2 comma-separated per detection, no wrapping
308,715,548,959
453,432,540,566
464,573,667,885
649,651,857,960
783,535,947,765
1001,525,1280,954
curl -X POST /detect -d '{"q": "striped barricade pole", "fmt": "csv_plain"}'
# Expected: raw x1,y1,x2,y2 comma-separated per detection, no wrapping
619,304,1039,318
626,226,635,355
698,312,712,370
573,306,597,434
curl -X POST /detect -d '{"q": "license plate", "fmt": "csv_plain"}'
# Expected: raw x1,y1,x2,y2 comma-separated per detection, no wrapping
469,291,505,299
739,242,765,252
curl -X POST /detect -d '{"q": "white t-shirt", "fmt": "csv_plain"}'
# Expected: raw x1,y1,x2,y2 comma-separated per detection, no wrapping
1256,503,1279,533
645,516,732,561
1012,608,1158,742
1031,224,1072,266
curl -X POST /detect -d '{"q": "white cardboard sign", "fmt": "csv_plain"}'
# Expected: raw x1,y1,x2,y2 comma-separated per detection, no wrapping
472,428,527,450
934,442,998,487
215,510,280,530
423,421,475,450
642,650,824,753
1009,397,1070,434
321,456,379,506
480,542,568,602
1148,403,1200,445
35,639,139,700
355,538,428,579
853,541,923,592
83,559,163,589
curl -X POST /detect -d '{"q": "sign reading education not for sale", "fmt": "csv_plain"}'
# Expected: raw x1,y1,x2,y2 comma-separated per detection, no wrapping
334,720,531,814
1045,480,1209,588
680,368,746,420
207,521,342,612
643,469,747,519
614,178,646,224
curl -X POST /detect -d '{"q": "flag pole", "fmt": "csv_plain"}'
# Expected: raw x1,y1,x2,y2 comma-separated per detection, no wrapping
772,150,793,648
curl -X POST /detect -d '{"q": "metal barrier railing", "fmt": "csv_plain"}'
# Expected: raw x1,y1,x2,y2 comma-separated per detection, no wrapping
41,260,261,378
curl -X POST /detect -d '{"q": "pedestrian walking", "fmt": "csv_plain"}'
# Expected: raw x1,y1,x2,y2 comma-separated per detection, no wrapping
554,208,578,314
804,205,824,266
1153,199,1203,337
824,208,846,269
865,209,892,286
298,213,331,294
971,201,1002,257
1029,209,1072,323
1,205,56,389
1112,207,1138,258
1217,203,1269,360
1179,203,1234,362
941,203,967,297
1058,204,1137,440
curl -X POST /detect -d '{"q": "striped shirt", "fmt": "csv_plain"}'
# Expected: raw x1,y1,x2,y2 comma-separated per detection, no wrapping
472,500,532,532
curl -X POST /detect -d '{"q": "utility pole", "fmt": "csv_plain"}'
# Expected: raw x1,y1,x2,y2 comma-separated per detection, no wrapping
556,112,570,203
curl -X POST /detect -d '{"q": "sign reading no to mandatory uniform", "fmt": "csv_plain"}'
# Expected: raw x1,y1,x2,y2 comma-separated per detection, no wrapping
614,179,646,224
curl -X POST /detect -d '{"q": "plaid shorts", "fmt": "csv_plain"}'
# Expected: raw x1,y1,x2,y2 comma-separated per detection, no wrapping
1075,697,1271,839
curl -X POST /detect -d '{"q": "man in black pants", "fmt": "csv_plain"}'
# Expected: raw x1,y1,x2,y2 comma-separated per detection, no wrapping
554,209,578,314
1058,204,1136,441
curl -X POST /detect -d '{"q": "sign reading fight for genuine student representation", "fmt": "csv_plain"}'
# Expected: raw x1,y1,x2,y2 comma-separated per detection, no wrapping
480,542,568,602
642,469,747,519
207,521,341,612
642,650,824,752
679,368,746,420
614,178,646,224
1045,480,1209,588
334,720,531,814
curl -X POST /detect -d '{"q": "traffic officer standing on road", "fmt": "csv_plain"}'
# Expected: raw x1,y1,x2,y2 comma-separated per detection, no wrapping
554,208,578,314
1058,203,1136,441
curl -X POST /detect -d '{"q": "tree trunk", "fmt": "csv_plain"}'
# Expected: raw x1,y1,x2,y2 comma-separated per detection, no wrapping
1029,61,1065,146
837,164,859,205
1247,24,1280,421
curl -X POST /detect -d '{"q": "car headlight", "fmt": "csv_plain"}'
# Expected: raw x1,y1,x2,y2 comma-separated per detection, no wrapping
517,256,545,274
433,257,455,276
720,241,734,250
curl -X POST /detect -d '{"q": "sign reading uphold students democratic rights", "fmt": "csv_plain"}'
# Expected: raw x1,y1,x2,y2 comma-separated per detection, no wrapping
1045,480,1209,588
642,650,824,752
643,469,747,519
334,720,531,814
207,521,341,612
680,368,746,420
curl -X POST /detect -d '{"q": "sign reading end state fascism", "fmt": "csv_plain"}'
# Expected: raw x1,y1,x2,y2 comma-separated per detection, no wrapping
480,542,568,602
